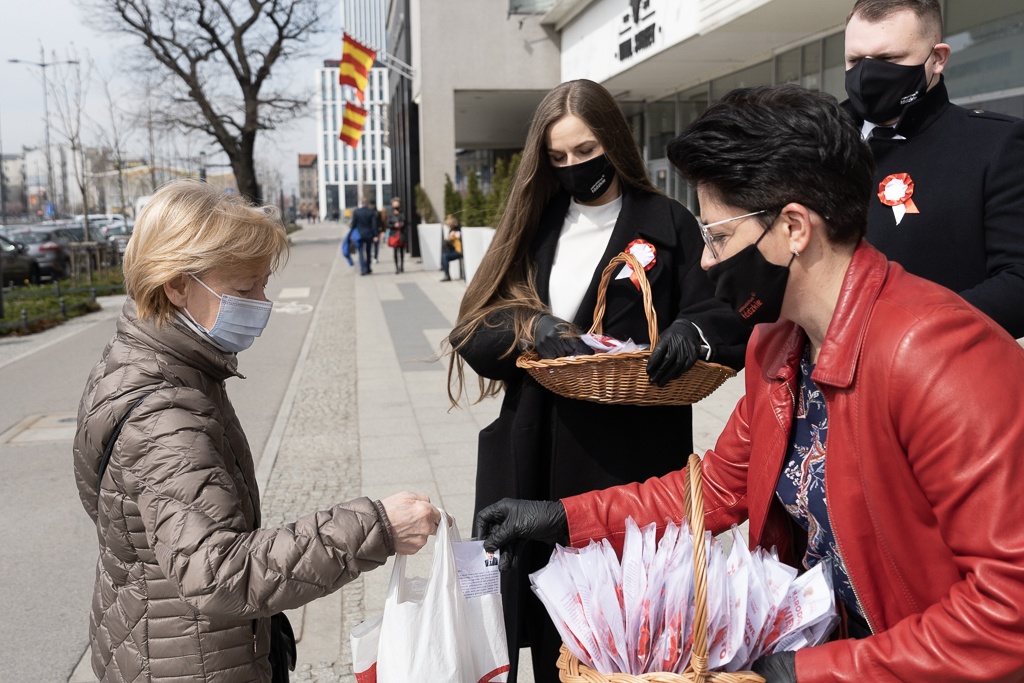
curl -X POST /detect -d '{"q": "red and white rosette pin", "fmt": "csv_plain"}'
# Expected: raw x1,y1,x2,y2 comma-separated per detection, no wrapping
878,172,920,225
616,238,657,290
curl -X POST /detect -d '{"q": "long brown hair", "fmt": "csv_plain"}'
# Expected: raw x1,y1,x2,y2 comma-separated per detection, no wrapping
445,79,659,405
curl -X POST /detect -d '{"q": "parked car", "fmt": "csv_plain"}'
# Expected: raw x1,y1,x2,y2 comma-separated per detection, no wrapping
98,222,133,255
0,233,41,286
4,227,73,280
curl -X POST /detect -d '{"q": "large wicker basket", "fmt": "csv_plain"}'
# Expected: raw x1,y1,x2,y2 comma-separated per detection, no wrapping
556,454,765,683
517,252,736,406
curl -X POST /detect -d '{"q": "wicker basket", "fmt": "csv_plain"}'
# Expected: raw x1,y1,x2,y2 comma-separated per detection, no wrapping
556,454,765,683
516,252,736,406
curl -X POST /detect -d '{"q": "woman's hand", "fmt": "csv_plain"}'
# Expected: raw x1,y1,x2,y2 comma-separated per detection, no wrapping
380,492,441,555
647,318,705,386
532,314,594,359
473,498,568,570
752,651,797,682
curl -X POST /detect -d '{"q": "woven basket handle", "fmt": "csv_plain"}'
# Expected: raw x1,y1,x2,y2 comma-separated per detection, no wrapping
588,251,659,347
685,453,711,678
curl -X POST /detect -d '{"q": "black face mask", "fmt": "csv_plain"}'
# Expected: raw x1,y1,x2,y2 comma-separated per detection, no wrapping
707,229,794,327
553,153,616,203
845,57,929,124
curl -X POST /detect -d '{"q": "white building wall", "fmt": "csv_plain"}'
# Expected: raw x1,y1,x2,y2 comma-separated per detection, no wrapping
412,0,561,216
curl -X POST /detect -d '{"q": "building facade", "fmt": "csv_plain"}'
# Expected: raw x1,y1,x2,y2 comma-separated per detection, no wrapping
315,60,392,220
313,0,393,220
386,0,561,225
548,0,1024,212
297,154,319,219
385,0,1023,230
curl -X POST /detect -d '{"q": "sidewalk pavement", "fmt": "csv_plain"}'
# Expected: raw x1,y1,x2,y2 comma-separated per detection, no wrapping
67,225,745,683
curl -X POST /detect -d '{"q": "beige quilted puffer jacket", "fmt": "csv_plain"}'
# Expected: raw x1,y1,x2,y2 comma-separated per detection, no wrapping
74,300,394,682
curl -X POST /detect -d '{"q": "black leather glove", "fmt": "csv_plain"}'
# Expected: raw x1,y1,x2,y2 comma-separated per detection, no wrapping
531,314,594,359
646,318,704,387
473,498,569,571
751,651,797,683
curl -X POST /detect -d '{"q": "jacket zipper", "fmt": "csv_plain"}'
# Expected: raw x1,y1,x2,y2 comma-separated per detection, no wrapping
819,388,876,636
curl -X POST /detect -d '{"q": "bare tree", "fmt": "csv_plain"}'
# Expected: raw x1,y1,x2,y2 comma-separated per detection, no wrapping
49,48,94,240
94,73,134,218
90,0,329,202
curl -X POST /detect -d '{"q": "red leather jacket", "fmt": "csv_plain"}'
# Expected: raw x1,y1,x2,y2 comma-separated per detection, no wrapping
563,243,1024,682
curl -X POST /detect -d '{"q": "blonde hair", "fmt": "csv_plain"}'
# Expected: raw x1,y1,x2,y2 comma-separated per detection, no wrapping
124,180,290,324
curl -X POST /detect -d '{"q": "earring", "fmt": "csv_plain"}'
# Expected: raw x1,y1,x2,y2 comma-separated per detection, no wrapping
791,247,800,257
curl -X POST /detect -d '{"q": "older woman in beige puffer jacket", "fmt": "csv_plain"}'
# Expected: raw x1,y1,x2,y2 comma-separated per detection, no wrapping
73,181,440,682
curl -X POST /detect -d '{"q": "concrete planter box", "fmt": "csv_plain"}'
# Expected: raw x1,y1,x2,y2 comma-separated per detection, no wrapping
417,223,443,273
461,226,496,285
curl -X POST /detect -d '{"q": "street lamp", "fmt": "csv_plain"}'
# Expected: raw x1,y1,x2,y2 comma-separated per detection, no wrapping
9,46,79,220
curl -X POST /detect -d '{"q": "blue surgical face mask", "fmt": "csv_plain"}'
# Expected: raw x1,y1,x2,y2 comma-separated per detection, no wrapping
183,274,273,353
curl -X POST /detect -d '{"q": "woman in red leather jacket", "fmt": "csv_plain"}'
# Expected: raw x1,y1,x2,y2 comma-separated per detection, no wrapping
475,84,1024,683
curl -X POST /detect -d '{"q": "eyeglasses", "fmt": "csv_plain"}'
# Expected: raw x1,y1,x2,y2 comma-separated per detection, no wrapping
696,210,768,261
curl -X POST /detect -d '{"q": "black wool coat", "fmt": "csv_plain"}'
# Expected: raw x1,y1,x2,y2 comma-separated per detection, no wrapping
846,78,1024,338
457,187,749,675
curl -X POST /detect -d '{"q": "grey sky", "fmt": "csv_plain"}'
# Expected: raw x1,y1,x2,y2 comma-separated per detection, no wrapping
0,0,340,192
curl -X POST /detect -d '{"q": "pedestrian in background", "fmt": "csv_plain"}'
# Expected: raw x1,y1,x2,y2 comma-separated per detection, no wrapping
73,180,440,683
387,197,407,274
439,214,462,281
843,0,1024,337
350,195,379,275
448,78,749,682
477,84,1024,683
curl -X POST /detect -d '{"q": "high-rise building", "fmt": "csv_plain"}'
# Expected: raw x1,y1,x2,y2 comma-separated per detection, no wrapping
342,0,386,52
315,0,391,220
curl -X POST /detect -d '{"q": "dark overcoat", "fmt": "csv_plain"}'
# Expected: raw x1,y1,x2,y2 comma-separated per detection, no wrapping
457,187,749,680
846,77,1024,337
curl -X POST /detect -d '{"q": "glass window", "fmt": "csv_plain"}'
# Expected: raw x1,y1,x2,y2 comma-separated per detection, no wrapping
821,32,847,101
711,60,772,101
943,3,1024,100
802,41,822,91
775,46,801,85
647,98,675,161
679,84,708,129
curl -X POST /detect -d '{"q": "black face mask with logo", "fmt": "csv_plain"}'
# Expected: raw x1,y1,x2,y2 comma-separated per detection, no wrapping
707,228,794,327
845,57,929,124
553,153,616,203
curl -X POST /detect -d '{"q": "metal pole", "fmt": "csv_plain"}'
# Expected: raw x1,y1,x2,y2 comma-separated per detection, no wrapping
9,49,79,221
40,46,56,220
0,104,7,226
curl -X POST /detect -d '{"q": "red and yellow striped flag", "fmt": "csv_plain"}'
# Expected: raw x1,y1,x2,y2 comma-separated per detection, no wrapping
339,33,376,103
339,102,368,148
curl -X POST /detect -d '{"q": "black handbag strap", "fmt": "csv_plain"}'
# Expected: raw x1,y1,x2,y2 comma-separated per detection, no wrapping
96,390,158,510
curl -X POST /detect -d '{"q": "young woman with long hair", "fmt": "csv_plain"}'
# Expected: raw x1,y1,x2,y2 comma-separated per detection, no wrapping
447,79,750,682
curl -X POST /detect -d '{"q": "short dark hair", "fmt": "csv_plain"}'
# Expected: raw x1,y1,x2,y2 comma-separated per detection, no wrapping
667,85,874,246
847,0,943,39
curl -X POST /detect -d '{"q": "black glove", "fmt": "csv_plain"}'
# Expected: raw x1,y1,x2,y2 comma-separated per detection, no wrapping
531,314,594,359
473,498,569,571
646,318,704,387
751,651,797,683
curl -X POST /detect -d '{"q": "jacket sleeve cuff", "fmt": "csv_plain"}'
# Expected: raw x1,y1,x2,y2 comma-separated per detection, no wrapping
372,499,396,556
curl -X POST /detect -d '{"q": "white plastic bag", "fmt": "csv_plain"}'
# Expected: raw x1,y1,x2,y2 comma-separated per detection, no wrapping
350,613,383,683
375,510,510,683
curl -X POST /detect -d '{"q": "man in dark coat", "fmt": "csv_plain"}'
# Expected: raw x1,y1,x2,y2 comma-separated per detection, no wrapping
350,196,379,275
843,0,1024,338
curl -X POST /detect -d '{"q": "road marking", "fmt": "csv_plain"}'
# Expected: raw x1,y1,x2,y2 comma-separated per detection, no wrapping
278,287,311,299
0,412,77,444
272,301,313,315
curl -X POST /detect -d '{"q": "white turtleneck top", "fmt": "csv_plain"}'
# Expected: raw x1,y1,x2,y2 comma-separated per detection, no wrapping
548,195,622,321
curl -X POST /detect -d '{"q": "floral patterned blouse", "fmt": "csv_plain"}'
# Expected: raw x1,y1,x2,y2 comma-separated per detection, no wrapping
774,344,864,617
